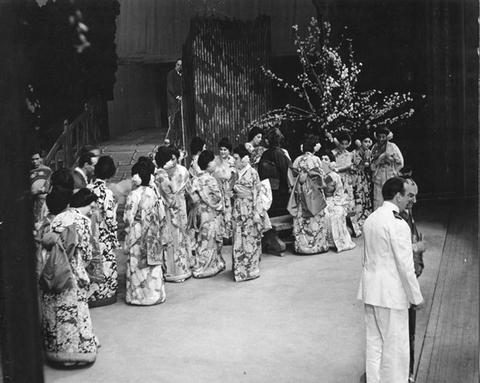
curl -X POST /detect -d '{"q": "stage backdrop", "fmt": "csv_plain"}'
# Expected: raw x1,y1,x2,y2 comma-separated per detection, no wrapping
177,15,271,155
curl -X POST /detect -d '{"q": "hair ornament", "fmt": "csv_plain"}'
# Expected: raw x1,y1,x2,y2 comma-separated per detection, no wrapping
132,174,142,187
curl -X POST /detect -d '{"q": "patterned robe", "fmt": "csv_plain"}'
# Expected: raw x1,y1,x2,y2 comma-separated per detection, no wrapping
42,208,98,364
332,148,361,237
245,142,267,170
370,141,404,210
189,170,226,278
189,154,201,178
87,179,120,307
291,153,329,254
155,165,192,282
232,165,269,282
213,155,235,239
30,164,52,231
124,186,166,305
352,147,373,227
323,171,356,252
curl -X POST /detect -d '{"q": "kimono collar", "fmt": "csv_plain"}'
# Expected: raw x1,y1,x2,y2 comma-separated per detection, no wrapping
237,163,251,179
74,167,89,184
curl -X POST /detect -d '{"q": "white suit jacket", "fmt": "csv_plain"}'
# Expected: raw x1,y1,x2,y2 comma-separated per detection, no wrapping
357,201,423,309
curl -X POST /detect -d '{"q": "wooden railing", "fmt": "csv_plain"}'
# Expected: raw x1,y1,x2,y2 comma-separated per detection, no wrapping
44,97,103,170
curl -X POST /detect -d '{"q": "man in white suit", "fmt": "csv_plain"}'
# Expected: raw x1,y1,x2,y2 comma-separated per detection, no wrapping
358,176,424,383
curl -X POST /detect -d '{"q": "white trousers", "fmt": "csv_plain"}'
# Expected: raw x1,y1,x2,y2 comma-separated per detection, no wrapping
365,304,409,383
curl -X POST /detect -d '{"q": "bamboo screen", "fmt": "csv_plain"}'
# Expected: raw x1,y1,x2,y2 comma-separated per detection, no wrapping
181,15,271,157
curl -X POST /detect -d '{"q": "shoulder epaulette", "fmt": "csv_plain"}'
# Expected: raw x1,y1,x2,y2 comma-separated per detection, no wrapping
393,211,403,220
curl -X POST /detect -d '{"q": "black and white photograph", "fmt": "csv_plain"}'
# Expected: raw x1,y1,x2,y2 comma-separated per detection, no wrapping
0,0,478,382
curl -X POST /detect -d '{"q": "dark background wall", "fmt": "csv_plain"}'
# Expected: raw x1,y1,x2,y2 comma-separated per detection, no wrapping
271,0,478,200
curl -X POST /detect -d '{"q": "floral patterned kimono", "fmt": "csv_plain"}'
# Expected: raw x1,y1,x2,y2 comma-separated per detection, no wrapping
371,141,404,210
352,147,373,227
323,171,356,252
245,142,267,170
332,148,361,237
188,170,226,278
155,165,192,282
87,179,120,307
124,186,166,305
290,153,329,254
213,155,235,239
189,154,201,178
232,164,270,282
42,208,98,365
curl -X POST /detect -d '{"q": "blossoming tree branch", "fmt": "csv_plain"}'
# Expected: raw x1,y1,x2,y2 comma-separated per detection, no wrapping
249,17,422,136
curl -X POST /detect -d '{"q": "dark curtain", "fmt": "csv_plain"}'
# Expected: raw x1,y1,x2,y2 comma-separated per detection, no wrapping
0,1,45,382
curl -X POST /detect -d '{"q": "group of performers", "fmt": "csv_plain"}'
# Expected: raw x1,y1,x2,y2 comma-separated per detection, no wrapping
30,124,406,368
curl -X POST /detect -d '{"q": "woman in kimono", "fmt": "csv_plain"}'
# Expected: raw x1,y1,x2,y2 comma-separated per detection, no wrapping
245,126,266,170
370,127,404,210
231,145,270,282
289,136,329,254
188,136,206,178
352,134,373,227
213,137,236,243
258,127,293,217
319,151,356,252
87,156,120,307
154,146,192,282
188,150,226,278
42,188,99,366
332,131,361,237
35,169,74,283
124,162,166,305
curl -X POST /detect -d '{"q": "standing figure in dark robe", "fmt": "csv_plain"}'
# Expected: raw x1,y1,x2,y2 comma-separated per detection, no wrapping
258,128,293,217
166,58,183,147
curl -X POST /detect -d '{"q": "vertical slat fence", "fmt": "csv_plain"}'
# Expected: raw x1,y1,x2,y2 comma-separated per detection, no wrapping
181,15,271,161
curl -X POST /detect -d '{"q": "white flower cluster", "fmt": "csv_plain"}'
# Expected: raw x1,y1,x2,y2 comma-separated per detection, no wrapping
132,174,142,187
249,17,423,136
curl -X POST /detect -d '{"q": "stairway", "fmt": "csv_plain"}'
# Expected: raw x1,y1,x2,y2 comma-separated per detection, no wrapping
95,128,167,239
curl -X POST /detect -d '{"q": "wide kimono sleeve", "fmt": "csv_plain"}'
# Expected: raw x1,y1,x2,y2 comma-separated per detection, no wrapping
332,172,347,208
123,190,139,228
155,170,175,208
74,216,94,286
103,187,120,248
198,174,223,211
387,142,404,173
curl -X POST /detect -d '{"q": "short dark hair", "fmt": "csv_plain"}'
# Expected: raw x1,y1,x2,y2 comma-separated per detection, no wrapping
169,146,181,160
336,131,351,144
137,156,155,175
319,150,335,162
233,144,250,159
94,156,116,180
80,145,100,156
376,127,391,137
218,137,232,152
29,147,43,158
302,135,319,153
197,150,215,170
46,186,73,215
382,176,406,201
155,146,174,169
131,162,151,186
50,168,74,190
266,128,284,148
190,137,206,155
78,152,96,168
70,188,98,208
248,126,263,142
